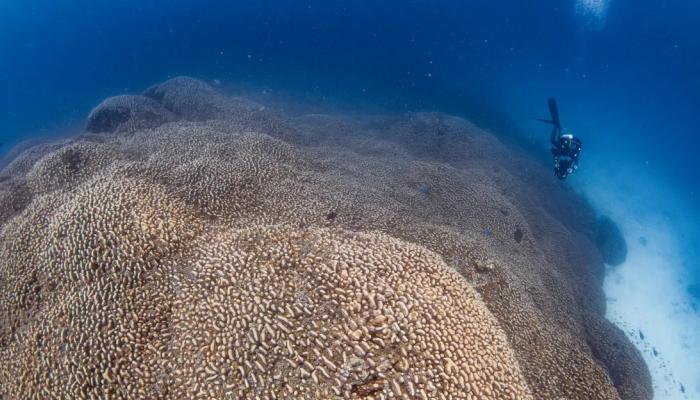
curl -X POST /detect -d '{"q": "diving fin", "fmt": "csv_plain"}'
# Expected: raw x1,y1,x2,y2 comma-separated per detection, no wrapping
537,98,562,130
547,97,562,130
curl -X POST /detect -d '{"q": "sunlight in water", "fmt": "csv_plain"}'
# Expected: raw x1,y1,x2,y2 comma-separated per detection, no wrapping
575,0,611,29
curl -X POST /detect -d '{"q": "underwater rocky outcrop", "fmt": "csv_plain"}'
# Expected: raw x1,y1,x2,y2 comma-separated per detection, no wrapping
0,77,651,399
595,215,628,266
86,95,177,134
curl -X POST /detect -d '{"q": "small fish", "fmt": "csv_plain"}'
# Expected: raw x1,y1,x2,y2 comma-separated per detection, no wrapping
652,347,658,356
680,383,685,393
639,330,645,341
418,184,431,195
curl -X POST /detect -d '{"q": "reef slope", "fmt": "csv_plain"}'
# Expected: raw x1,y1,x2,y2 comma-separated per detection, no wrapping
0,77,651,399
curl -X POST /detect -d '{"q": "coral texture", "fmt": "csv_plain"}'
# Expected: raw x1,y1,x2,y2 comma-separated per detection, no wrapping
0,77,651,400
86,95,176,134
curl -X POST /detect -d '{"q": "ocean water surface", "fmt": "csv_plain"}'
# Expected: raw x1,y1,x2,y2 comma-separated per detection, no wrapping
1,0,699,398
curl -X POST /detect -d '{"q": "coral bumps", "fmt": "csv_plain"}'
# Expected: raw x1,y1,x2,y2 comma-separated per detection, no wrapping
0,77,650,399
0,198,532,399
173,227,531,399
0,178,531,399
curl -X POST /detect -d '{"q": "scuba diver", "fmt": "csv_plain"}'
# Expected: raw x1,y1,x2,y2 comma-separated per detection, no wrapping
538,98,582,180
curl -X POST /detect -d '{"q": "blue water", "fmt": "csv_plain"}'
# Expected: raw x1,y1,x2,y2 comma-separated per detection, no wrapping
1,0,699,397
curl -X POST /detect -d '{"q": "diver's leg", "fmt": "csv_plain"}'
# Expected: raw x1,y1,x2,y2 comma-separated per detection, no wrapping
550,127,560,146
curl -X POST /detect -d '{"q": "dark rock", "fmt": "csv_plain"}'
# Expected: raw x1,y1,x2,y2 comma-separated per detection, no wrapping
514,228,524,243
326,211,337,220
61,148,82,175
86,95,176,133
595,215,628,266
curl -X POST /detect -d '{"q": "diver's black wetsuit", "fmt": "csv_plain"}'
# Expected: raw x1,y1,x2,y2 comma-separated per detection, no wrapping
540,98,582,180
550,128,582,180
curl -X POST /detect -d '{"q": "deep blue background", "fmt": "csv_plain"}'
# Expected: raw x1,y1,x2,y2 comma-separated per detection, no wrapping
0,0,698,215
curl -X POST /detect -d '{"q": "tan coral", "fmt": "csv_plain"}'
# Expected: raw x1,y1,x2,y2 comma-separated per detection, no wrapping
0,165,533,399
169,226,532,399
0,77,650,400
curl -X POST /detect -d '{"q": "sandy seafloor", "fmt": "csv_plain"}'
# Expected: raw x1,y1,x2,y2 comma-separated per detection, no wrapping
581,157,700,399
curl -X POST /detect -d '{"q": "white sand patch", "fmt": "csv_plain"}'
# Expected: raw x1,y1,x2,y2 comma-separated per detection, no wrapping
579,156,700,399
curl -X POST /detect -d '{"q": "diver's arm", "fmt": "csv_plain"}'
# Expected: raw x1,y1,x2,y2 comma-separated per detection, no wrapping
572,138,582,161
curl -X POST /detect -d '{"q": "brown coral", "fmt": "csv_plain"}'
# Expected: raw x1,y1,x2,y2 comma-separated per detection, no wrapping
0,172,532,398
0,77,651,400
